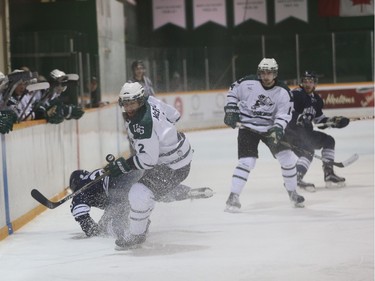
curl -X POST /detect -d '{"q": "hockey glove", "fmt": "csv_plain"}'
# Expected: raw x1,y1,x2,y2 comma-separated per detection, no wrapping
329,116,349,128
104,156,131,177
0,116,13,134
45,99,65,124
0,110,18,134
77,214,101,237
266,126,283,147
319,116,350,129
70,106,85,120
224,105,240,129
62,105,84,120
296,114,313,130
1,109,18,123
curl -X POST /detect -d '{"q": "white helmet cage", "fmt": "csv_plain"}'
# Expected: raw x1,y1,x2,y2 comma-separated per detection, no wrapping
118,82,145,108
257,58,278,78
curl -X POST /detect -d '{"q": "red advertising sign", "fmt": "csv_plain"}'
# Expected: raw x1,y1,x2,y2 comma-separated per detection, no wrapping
317,86,374,108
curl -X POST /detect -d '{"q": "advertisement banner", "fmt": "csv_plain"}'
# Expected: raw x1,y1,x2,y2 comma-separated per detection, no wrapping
318,86,374,108
234,0,267,26
275,0,308,24
193,0,227,28
153,0,186,30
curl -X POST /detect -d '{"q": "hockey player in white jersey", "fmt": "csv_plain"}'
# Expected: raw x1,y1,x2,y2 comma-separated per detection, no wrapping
223,58,304,212
104,82,209,249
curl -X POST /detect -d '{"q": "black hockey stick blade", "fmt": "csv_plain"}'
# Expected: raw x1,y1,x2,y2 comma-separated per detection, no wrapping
31,170,111,209
31,189,61,209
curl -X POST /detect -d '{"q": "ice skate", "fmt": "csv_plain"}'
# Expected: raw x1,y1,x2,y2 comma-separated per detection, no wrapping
297,172,316,192
188,187,214,199
297,177,316,192
115,233,146,251
287,190,305,208
324,164,345,187
224,192,241,213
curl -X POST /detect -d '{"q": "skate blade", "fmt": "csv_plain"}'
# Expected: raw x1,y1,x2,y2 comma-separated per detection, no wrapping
325,181,346,188
189,188,214,199
293,202,305,208
300,186,316,193
224,205,241,213
115,243,142,251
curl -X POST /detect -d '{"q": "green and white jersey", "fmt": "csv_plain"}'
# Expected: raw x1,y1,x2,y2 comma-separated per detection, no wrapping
226,75,293,133
126,97,192,170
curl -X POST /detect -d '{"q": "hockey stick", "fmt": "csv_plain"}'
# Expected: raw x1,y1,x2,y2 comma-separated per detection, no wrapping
31,154,115,209
315,115,374,129
18,82,50,122
236,122,359,168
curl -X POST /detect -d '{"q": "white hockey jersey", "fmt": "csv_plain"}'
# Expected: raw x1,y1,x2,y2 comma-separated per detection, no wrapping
125,96,192,170
226,75,293,133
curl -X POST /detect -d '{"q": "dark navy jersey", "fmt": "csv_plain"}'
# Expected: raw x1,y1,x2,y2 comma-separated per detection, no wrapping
289,86,327,129
70,169,109,219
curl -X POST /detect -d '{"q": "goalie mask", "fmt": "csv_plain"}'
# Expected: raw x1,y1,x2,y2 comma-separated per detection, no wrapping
118,82,145,115
69,169,90,192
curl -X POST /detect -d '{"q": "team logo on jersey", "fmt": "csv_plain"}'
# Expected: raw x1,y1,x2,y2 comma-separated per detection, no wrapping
132,124,145,134
251,94,274,110
151,104,160,120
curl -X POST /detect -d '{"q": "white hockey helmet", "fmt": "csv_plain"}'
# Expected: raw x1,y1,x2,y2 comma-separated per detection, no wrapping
118,82,145,107
50,69,69,83
257,58,278,77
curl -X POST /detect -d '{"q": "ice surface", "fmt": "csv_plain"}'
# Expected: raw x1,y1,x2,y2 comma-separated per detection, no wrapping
0,120,373,281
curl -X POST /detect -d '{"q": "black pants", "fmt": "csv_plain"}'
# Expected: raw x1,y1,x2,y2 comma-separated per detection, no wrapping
139,164,191,201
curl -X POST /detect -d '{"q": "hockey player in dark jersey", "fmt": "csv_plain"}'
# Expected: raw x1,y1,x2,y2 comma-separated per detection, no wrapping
69,168,140,237
285,71,349,192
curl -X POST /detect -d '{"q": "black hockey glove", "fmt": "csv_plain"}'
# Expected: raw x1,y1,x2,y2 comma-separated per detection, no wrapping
296,114,313,130
224,105,240,129
44,99,65,124
63,105,85,120
1,109,18,123
104,156,131,177
329,116,350,128
266,126,283,147
71,106,85,119
76,214,101,237
0,110,18,134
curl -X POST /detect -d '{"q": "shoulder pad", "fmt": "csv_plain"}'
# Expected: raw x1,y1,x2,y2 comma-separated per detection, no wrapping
237,75,257,84
275,80,291,92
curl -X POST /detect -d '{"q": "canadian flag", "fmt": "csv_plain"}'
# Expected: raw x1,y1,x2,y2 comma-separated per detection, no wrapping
318,0,374,17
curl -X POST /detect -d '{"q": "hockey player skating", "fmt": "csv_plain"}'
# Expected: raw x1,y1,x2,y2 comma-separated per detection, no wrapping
69,168,212,238
285,71,349,192
103,82,212,250
223,58,304,212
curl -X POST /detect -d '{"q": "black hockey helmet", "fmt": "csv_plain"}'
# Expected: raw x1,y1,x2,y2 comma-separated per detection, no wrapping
301,70,318,83
69,170,90,192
